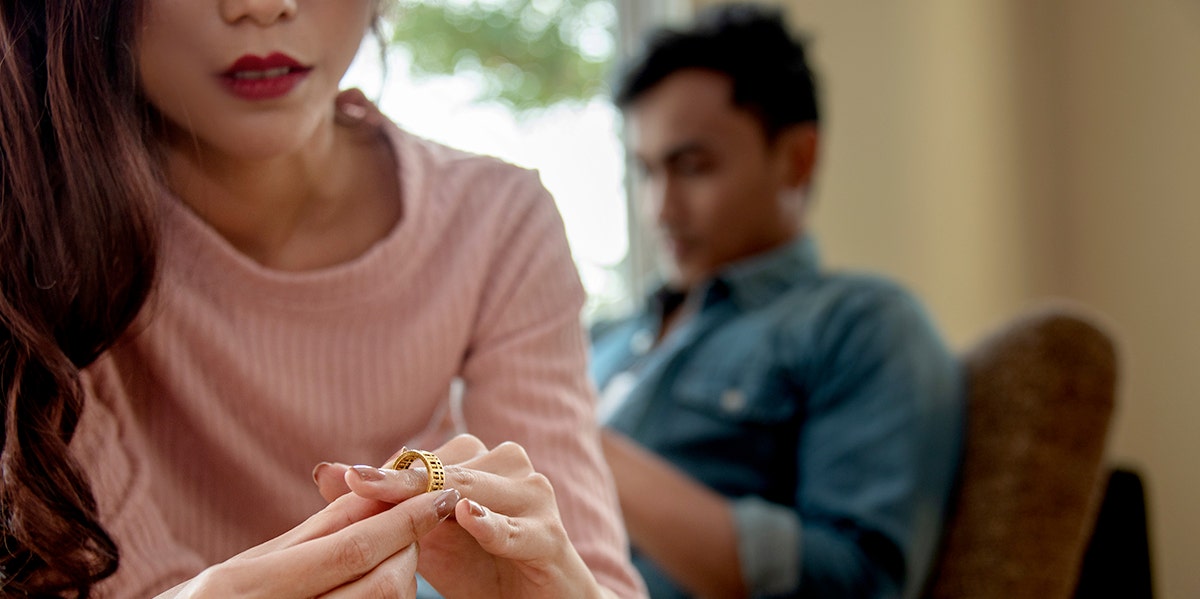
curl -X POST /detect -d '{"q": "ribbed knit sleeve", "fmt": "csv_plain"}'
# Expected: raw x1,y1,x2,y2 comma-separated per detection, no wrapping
455,167,645,598
76,358,206,597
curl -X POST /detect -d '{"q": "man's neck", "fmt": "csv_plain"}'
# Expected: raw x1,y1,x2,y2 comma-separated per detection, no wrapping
654,285,693,344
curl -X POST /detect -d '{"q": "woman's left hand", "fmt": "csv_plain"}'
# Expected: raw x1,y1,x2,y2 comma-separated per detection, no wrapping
313,434,608,599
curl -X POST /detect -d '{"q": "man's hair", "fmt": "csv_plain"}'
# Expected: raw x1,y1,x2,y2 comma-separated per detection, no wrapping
615,3,820,139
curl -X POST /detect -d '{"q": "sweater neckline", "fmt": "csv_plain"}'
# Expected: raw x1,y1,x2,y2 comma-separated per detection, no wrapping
159,105,426,311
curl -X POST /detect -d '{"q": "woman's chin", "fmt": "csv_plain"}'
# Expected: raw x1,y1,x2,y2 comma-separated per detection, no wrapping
178,129,326,164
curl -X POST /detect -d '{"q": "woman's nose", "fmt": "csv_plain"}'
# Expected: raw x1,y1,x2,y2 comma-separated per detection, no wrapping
219,0,298,26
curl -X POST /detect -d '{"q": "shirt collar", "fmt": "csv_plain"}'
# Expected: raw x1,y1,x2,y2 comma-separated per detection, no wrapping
716,235,821,310
647,235,822,314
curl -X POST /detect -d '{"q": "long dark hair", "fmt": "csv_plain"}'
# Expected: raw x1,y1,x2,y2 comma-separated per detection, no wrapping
1,0,159,595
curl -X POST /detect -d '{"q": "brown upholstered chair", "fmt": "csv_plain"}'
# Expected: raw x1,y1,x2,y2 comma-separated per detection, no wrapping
924,303,1119,599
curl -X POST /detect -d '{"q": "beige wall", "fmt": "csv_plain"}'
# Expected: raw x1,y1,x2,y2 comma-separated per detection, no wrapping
690,0,1200,596
1053,4,1200,597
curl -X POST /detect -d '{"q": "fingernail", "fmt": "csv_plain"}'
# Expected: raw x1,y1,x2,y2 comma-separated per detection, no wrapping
434,489,460,520
466,499,486,518
339,101,369,120
350,465,385,482
312,462,333,485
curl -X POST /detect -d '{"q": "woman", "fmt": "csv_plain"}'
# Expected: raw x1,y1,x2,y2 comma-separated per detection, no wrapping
0,1,643,597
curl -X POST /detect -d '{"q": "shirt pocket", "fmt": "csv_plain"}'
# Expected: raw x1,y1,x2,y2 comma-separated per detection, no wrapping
670,344,798,425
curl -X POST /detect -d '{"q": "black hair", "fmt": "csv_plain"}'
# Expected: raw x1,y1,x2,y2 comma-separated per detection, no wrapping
615,2,819,139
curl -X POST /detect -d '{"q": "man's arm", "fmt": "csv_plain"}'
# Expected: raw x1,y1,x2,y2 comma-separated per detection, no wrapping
602,283,959,599
787,284,960,597
600,428,747,598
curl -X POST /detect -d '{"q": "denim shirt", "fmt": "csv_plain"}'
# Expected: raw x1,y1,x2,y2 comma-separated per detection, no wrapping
590,236,964,599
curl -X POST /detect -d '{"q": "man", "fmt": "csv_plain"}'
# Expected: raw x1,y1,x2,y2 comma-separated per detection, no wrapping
591,4,965,598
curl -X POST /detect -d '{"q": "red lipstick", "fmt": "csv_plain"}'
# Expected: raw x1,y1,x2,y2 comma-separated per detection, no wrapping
220,53,311,101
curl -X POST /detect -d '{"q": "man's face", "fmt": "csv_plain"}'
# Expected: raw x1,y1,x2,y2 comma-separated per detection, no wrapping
628,69,814,291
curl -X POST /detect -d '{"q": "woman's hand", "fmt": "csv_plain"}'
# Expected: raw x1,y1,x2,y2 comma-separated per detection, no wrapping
314,434,610,599
160,484,460,598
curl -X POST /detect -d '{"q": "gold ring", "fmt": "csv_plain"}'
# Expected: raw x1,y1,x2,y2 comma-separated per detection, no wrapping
387,449,446,493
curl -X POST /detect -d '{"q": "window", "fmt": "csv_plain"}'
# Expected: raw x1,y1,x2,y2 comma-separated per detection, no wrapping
343,0,686,322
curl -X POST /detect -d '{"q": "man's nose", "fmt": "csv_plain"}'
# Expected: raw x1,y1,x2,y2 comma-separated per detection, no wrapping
655,177,690,229
642,177,677,227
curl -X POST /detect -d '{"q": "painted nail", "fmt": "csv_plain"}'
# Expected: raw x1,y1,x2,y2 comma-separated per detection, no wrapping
340,102,368,121
466,499,486,518
350,465,385,482
434,489,460,520
312,462,333,485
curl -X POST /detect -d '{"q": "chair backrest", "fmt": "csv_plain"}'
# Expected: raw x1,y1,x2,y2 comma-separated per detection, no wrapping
925,304,1118,599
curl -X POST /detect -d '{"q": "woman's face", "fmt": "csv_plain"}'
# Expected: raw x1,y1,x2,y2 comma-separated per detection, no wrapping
137,0,375,160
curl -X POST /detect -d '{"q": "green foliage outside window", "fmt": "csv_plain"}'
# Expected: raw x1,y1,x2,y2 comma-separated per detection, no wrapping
385,0,619,113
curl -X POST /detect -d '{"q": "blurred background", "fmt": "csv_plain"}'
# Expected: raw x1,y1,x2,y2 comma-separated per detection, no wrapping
347,0,1200,595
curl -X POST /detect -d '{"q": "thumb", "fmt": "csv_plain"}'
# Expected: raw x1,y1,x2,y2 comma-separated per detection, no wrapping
376,487,462,546
312,461,352,503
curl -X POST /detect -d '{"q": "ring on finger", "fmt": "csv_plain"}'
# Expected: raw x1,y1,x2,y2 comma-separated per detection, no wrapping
388,449,446,493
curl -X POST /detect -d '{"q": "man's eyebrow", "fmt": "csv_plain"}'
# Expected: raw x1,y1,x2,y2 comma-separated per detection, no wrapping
635,139,709,171
660,140,709,164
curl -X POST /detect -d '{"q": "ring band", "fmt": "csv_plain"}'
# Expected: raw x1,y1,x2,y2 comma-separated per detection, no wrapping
388,449,446,493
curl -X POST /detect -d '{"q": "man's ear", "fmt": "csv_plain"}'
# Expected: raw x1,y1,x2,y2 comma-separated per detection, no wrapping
778,123,820,188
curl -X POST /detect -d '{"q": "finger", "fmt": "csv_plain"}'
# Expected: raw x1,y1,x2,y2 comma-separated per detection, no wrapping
379,445,411,470
350,440,541,509
313,462,352,503
235,492,391,560
345,464,430,504
366,440,535,501
227,489,460,597
444,498,594,599
456,440,537,479
453,496,561,563
320,542,420,599
334,88,383,128
348,434,490,504
353,465,555,532
442,454,546,516
432,434,488,464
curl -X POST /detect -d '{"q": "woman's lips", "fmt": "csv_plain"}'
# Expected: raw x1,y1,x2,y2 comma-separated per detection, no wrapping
220,53,312,101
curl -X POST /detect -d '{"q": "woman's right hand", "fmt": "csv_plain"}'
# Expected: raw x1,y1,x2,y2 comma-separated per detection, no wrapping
159,483,460,598
317,435,613,599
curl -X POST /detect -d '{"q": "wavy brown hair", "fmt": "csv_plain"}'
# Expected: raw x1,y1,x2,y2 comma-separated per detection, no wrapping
1,0,159,596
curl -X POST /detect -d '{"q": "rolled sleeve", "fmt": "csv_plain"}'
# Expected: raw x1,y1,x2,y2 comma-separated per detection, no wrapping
734,495,803,596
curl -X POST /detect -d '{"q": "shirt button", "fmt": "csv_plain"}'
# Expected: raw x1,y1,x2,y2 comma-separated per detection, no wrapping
630,329,654,355
720,389,747,413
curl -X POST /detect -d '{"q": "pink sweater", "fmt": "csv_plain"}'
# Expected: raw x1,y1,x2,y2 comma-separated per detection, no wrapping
74,98,645,598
